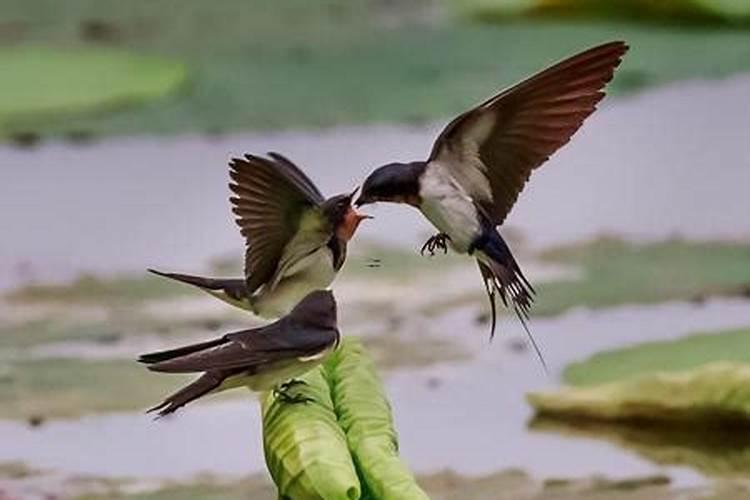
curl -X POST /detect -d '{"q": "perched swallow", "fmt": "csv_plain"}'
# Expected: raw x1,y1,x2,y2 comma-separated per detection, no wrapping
150,153,370,318
140,290,339,417
355,42,628,366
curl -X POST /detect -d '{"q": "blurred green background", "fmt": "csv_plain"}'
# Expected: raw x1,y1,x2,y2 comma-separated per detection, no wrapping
1,0,750,140
2,1,750,499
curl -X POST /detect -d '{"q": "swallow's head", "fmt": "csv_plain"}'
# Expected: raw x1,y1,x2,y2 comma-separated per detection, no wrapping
322,189,372,241
355,162,423,208
291,290,337,329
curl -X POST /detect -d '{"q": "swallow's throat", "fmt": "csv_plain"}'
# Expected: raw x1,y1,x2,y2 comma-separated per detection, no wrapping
338,207,371,241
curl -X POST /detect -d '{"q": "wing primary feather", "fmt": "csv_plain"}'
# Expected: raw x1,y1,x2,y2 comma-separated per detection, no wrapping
228,153,330,292
429,41,627,225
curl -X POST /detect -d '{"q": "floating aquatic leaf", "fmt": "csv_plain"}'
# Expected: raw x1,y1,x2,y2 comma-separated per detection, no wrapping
529,362,750,423
0,46,187,135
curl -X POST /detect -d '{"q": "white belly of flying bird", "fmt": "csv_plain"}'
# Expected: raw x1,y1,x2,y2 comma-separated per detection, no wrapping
418,162,481,253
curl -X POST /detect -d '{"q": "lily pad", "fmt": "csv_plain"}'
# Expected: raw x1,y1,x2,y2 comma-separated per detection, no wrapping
0,46,187,135
529,362,750,424
563,327,750,387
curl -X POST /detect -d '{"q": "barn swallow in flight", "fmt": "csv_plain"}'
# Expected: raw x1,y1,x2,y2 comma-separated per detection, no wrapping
355,42,628,368
150,153,370,319
140,290,339,417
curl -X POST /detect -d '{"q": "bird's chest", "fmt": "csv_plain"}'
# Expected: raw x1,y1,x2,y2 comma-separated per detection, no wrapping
253,247,336,318
419,167,481,253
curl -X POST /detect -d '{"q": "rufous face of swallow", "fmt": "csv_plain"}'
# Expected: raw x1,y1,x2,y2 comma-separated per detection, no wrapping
322,190,372,241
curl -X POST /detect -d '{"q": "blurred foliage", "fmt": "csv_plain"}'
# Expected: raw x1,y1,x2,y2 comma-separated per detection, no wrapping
7,273,195,304
534,237,750,316
0,47,186,137
0,357,191,419
529,362,750,424
564,326,750,386
0,460,41,479
0,319,123,349
455,0,750,25
0,0,749,138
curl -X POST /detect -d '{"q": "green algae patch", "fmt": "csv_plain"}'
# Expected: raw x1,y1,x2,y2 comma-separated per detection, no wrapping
564,327,750,387
5,2,750,136
534,238,750,317
0,358,192,420
7,273,195,305
530,362,750,424
0,47,187,135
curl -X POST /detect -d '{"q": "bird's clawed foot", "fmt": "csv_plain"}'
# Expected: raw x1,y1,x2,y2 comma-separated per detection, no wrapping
274,379,313,405
277,392,314,405
279,379,307,391
420,233,451,256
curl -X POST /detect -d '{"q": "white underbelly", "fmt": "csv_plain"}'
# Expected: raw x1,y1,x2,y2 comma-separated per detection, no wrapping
219,345,336,392
420,169,481,253
252,247,336,319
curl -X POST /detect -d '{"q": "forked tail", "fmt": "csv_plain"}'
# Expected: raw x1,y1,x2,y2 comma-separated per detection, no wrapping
472,228,547,373
148,269,251,308
146,372,226,418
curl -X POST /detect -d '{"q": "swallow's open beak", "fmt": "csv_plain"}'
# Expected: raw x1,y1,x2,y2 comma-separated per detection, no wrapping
339,206,372,240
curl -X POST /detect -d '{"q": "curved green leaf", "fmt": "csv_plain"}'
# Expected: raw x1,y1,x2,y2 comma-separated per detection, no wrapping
261,368,360,500
327,338,429,500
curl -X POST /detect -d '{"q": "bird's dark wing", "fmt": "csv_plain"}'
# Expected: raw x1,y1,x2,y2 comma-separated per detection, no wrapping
229,153,330,293
428,41,628,225
144,320,338,373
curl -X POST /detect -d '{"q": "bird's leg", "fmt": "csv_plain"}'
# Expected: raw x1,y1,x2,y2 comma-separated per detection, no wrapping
420,233,451,256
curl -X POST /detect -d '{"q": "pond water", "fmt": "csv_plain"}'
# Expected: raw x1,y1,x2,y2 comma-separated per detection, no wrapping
2,298,749,486
1,74,749,290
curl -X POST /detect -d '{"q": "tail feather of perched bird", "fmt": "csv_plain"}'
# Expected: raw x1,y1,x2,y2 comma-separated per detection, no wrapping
149,153,370,319
138,337,227,365
146,371,229,417
355,41,628,367
139,290,339,418
147,269,251,310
